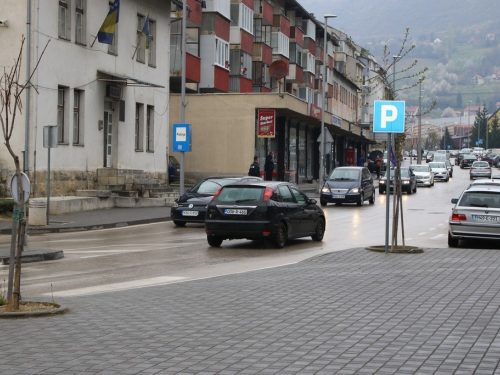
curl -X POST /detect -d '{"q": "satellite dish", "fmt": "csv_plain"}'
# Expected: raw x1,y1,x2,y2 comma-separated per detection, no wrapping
269,60,289,80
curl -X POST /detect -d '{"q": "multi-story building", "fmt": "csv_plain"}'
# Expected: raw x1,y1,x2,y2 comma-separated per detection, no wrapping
0,0,172,196
169,0,375,183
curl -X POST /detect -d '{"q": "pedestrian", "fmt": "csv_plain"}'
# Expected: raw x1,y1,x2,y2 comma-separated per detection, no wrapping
374,154,382,178
264,151,275,181
248,156,261,177
358,155,364,167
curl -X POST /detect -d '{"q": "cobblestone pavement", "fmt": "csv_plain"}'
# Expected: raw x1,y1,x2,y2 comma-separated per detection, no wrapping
2,247,500,374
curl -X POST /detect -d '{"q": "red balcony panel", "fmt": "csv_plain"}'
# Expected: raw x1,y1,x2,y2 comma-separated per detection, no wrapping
273,14,290,37
307,39,316,55
318,47,324,62
185,53,201,83
215,15,230,41
186,0,202,26
242,0,254,10
214,66,229,93
327,83,333,98
262,1,273,25
290,27,304,46
328,55,334,69
240,77,253,93
287,64,303,83
260,86,272,93
241,30,254,55
262,44,272,64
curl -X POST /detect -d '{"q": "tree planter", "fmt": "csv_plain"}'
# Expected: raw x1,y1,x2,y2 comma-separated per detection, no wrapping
0,301,68,318
365,245,424,254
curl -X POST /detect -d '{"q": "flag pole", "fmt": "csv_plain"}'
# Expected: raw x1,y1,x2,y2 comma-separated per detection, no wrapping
132,33,143,59
90,35,98,48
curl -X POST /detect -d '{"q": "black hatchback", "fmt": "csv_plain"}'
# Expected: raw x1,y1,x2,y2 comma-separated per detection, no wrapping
205,181,325,248
171,176,262,226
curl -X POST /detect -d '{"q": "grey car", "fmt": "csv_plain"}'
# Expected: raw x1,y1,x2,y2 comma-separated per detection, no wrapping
448,185,500,247
470,161,492,180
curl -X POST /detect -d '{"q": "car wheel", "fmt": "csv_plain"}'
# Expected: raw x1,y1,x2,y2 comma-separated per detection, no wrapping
448,232,459,248
379,188,384,194
311,219,325,241
460,165,464,169
273,223,287,248
446,177,449,182
357,193,364,206
407,187,412,195
173,221,186,227
369,190,375,204
470,176,473,180
413,184,417,193
207,235,223,247
431,180,434,186
320,198,328,207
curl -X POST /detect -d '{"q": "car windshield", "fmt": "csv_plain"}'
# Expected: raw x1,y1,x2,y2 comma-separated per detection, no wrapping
190,179,237,194
329,169,360,181
169,155,180,165
473,162,489,167
215,186,264,202
411,165,429,172
458,192,500,208
429,162,446,168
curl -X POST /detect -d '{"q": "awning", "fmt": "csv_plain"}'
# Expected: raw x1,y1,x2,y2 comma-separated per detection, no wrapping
97,70,165,88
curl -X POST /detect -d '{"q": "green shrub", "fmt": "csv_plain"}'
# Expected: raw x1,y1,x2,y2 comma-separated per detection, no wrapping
0,199,15,215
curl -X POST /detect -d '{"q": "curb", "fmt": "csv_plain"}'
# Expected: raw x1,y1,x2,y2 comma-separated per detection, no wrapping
0,301,69,318
365,245,424,254
0,250,64,265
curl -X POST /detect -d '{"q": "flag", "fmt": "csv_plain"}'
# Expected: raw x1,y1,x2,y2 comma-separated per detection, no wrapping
390,146,396,166
142,14,150,50
97,0,120,45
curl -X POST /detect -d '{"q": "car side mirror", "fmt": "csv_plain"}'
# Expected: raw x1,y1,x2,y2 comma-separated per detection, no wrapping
451,198,458,204
309,198,317,205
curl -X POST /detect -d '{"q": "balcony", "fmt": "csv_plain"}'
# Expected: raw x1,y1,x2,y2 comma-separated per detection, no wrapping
273,14,290,37
253,43,273,64
290,27,304,46
254,0,273,25
287,64,303,83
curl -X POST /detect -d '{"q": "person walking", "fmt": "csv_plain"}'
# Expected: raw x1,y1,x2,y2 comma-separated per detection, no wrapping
358,155,364,167
264,151,275,181
374,154,382,179
248,156,261,177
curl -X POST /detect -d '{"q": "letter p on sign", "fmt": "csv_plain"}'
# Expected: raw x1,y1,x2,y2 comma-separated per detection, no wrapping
373,101,406,133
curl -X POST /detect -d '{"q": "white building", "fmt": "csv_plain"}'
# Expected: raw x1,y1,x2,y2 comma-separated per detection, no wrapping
0,0,171,197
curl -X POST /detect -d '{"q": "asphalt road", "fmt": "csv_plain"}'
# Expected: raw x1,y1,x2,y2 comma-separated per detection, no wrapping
0,158,493,299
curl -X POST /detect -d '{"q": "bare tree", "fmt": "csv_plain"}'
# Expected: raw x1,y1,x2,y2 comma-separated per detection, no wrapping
1,36,49,311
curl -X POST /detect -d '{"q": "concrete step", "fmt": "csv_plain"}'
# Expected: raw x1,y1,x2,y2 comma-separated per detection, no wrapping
76,190,112,198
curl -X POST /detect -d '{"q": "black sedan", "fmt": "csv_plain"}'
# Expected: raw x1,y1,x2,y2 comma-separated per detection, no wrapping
460,154,477,169
171,176,262,226
205,181,325,248
379,167,417,194
320,167,375,206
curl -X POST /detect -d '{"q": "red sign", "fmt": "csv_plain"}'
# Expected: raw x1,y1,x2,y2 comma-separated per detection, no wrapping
257,109,275,138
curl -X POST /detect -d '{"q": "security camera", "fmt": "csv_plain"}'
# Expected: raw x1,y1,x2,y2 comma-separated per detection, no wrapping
0,19,8,27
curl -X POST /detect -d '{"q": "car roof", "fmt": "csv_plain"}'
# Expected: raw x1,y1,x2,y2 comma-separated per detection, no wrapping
204,176,262,181
470,179,500,186
465,185,500,193
334,166,365,170
222,180,298,188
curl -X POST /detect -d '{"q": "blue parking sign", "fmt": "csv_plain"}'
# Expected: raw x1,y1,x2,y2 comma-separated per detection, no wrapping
173,123,192,152
373,101,406,133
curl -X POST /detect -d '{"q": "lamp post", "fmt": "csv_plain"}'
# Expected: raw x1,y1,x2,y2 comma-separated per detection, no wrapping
417,83,424,164
468,100,472,148
318,14,336,193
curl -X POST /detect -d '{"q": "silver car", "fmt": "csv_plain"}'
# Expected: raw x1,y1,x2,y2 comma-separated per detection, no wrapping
470,161,492,180
448,185,500,247
428,162,449,182
410,164,434,187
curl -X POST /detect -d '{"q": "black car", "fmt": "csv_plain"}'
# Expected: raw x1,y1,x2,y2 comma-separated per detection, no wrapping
171,176,262,226
379,167,417,194
205,181,325,248
460,154,477,169
168,155,180,183
320,167,375,206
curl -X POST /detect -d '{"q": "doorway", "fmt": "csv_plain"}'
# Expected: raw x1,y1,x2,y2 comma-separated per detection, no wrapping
103,100,113,167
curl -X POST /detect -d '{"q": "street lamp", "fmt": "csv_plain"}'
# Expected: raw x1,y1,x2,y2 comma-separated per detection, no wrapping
417,83,424,164
467,100,473,149
318,14,336,193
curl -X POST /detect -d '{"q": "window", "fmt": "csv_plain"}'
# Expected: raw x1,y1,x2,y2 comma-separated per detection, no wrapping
254,19,271,45
58,0,70,39
230,4,254,34
230,50,252,78
136,15,146,63
57,87,68,143
146,106,154,151
75,0,86,45
271,32,289,58
303,52,315,73
252,62,270,87
186,28,200,57
135,103,144,151
147,20,156,66
107,1,118,55
215,38,229,68
290,43,303,66
73,90,83,144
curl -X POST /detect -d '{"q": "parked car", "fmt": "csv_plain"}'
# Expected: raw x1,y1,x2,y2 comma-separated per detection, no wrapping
168,155,180,183
426,152,434,163
379,167,417,194
320,167,375,206
445,160,454,178
205,181,325,248
170,176,262,226
470,161,492,180
482,153,499,167
410,164,435,187
448,184,500,247
428,162,450,182
460,154,477,169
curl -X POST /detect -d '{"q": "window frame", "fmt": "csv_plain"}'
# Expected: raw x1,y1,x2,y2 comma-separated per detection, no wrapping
215,37,229,68
58,0,71,40
135,103,144,151
146,105,154,152
73,90,83,145
107,1,118,55
147,19,156,67
57,87,69,144
136,14,146,63
75,0,86,45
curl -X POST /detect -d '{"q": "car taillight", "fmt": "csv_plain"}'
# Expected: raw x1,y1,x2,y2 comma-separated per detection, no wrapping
263,187,274,202
451,213,467,221
212,187,223,201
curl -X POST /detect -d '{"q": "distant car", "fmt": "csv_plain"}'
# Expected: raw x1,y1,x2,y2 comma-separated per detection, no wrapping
168,155,180,183
470,161,492,180
448,184,500,247
482,153,499,167
460,154,477,169
428,162,450,182
472,147,485,156
435,150,450,159
444,160,454,178
449,150,459,157
204,181,325,248
426,152,434,163
433,154,447,163
379,167,417,194
320,167,375,206
170,176,263,226
410,164,435,187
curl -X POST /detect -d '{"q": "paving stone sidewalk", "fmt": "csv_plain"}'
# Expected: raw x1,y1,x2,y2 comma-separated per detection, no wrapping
2,247,500,374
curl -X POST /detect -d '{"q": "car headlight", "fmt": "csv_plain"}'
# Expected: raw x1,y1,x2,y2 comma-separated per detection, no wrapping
321,187,330,193
424,174,430,179
349,187,360,194
402,181,410,185
379,180,386,184
173,202,179,208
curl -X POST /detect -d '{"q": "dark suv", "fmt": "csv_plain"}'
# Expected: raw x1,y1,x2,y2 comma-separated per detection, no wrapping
320,167,375,206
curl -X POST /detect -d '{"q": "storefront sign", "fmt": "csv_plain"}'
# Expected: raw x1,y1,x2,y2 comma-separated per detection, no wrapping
309,104,322,120
331,115,342,127
257,109,275,138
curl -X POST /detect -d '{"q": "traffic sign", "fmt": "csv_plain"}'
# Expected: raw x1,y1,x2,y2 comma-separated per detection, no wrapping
10,172,30,204
373,101,406,133
173,124,192,152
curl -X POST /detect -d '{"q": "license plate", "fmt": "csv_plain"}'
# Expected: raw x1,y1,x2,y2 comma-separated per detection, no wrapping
332,195,345,199
224,209,247,215
473,215,498,222
182,211,198,216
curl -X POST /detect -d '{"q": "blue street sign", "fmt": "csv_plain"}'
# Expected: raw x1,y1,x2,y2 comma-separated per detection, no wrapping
373,101,406,133
173,123,192,152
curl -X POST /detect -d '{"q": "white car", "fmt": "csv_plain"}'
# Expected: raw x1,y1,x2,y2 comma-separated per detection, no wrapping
411,164,435,187
428,161,450,182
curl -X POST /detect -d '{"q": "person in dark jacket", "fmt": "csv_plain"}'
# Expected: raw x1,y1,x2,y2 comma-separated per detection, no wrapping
248,156,261,177
264,151,275,181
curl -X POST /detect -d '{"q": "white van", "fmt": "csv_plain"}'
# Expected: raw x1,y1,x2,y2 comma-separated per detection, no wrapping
473,147,484,156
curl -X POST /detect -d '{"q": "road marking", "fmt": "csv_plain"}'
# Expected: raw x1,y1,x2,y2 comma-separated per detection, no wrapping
44,276,188,297
429,227,436,231
431,234,447,240
418,232,427,236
